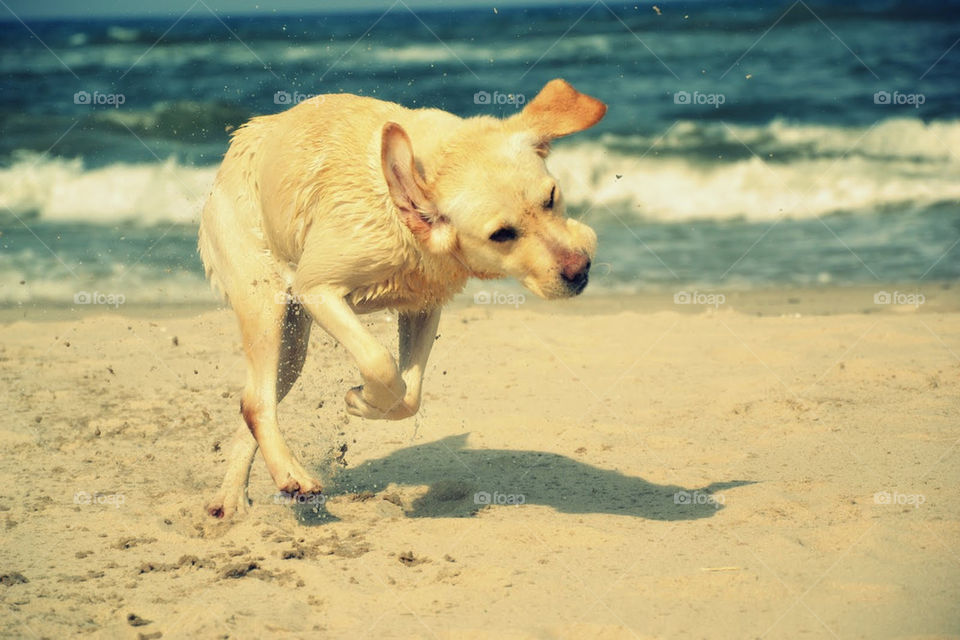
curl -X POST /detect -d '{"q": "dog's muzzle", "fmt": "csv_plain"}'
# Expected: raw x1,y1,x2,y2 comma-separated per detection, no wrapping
561,257,591,295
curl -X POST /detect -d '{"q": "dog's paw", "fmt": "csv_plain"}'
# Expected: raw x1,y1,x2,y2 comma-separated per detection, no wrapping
274,461,324,496
345,386,417,420
344,385,392,418
206,490,251,520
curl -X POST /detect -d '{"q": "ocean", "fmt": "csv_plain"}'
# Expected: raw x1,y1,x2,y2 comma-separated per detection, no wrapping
1,0,958,306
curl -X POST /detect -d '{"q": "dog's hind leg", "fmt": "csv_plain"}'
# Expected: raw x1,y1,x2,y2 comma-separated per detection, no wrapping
206,422,258,519
206,301,315,519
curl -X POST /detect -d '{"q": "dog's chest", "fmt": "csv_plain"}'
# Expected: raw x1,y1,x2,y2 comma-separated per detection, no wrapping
348,266,466,313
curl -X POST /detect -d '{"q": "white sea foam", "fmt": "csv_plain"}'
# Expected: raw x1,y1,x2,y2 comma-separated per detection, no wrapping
0,156,216,226
1,118,956,226
550,118,960,221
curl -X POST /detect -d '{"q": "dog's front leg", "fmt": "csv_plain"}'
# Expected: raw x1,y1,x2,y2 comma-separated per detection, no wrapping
341,308,440,420
389,307,442,419
299,288,408,416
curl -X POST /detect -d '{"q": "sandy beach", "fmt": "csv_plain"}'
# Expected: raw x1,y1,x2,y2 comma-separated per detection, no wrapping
3,0,959,636
1,286,958,638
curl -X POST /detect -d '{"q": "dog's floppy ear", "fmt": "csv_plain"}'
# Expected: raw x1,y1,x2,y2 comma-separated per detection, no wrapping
381,122,455,254
514,78,606,142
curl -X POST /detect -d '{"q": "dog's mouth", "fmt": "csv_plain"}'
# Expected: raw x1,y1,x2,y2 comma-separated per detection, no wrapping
566,274,588,296
521,270,590,300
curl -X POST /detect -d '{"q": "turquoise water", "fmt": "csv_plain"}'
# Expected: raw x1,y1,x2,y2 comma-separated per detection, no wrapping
1,1,958,304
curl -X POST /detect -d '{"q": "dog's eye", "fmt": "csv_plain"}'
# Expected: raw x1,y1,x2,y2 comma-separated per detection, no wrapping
489,227,518,243
544,186,556,210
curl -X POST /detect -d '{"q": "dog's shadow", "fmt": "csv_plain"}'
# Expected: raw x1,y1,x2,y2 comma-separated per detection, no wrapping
296,434,752,525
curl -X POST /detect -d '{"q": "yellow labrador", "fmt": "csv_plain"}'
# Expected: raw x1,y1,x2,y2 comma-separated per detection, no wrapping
199,79,605,518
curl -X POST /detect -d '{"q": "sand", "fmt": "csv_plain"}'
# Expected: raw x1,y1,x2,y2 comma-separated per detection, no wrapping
1,286,958,639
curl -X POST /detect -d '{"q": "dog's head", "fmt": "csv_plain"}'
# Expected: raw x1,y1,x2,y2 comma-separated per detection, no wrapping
381,79,605,299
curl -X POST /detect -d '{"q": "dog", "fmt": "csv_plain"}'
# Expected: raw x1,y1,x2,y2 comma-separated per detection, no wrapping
198,78,605,518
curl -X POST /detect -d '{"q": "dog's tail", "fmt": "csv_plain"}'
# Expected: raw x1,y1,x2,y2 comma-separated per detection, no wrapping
197,199,229,305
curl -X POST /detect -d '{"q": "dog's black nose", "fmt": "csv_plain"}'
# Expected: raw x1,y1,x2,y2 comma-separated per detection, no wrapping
562,259,591,294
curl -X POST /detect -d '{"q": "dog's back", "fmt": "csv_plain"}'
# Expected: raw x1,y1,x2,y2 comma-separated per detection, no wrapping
198,94,465,308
